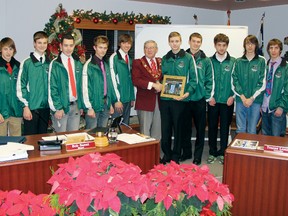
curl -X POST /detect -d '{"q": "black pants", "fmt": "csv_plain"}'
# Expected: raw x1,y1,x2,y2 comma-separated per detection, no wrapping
207,102,234,156
160,99,187,162
181,98,206,160
23,108,50,135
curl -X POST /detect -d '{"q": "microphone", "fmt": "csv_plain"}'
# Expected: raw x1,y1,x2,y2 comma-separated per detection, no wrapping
110,115,123,134
34,110,62,148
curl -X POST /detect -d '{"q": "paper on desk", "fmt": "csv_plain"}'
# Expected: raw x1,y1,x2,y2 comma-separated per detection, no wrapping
65,132,95,141
41,135,67,141
117,133,156,144
0,142,34,162
42,133,94,142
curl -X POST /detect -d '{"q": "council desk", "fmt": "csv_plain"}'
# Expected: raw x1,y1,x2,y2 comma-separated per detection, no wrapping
223,133,288,216
0,127,160,194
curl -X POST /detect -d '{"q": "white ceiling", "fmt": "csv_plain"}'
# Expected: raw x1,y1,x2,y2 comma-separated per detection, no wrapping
129,0,288,11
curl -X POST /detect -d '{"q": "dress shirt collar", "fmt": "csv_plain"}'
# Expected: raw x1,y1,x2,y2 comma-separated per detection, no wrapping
33,51,45,62
145,56,156,64
270,56,281,66
60,52,73,62
119,48,128,59
215,52,227,63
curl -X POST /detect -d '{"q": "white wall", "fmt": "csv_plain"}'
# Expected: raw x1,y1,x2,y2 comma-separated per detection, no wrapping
135,25,248,58
230,5,288,58
0,0,287,60
0,0,222,60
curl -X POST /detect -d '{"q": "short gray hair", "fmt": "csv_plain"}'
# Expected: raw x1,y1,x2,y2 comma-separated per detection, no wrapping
144,40,158,49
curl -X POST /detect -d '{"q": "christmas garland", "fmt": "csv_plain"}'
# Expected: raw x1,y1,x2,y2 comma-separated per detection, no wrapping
44,4,170,60
73,9,171,25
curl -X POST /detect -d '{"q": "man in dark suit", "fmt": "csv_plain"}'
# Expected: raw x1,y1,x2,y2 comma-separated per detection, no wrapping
132,40,162,140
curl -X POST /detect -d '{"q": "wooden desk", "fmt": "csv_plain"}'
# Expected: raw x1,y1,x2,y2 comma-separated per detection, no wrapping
223,133,288,216
0,128,160,194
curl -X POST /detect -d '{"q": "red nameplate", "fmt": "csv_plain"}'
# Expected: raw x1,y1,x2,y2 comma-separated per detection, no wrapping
65,141,95,151
264,144,288,155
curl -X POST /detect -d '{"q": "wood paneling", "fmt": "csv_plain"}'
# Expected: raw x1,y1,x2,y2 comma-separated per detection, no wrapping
223,133,288,216
74,19,135,31
0,129,159,194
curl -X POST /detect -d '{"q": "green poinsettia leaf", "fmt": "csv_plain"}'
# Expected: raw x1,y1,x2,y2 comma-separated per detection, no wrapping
166,205,178,216
210,202,218,213
108,208,119,216
69,200,78,214
118,192,129,204
173,200,185,215
129,199,141,209
87,199,95,212
95,209,111,216
145,198,158,211
119,205,132,216
183,195,202,210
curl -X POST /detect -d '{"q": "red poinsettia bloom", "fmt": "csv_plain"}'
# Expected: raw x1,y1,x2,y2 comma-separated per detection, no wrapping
48,153,149,214
0,190,55,215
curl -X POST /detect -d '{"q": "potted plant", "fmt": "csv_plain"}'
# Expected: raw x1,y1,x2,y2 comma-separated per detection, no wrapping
0,153,233,215
48,153,233,215
0,190,55,215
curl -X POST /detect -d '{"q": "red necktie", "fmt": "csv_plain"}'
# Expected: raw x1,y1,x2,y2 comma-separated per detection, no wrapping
6,62,13,75
125,54,129,64
151,59,157,71
150,59,158,75
68,57,77,98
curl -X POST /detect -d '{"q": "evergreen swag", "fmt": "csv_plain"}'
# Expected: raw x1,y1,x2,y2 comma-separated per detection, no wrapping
43,4,86,60
44,4,171,60
72,9,171,25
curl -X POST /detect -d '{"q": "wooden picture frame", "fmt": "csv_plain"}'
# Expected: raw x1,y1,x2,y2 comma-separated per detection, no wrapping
160,75,186,99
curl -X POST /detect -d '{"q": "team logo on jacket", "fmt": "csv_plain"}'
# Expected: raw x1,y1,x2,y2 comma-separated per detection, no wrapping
197,62,203,70
251,65,258,72
46,67,49,74
178,61,185,68
224,65,231,72
275,71,282,78
76,67,81,73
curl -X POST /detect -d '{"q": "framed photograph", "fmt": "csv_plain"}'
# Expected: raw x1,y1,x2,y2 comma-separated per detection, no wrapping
230,139,259,150
160,75,186,99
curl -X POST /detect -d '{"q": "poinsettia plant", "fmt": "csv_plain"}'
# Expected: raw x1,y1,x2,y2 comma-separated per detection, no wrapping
0,153,233,215
144,162,233,215
0,190,55,215
48,153,150,215
47,153,233,215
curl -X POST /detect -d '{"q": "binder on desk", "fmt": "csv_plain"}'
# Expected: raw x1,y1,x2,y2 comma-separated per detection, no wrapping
0,136,26,145
0,142,34,162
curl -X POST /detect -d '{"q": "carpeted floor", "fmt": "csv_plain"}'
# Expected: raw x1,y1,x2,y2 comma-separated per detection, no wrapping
129,115,237,182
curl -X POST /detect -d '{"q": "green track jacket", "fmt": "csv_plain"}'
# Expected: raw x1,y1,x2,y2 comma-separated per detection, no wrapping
232,54,266,104
186,49,213,101
17,53,50,110
210,53,236,104
266,58,288,112
0,56,22,119
161,49,198,101
48,53,83,114
109,50,135,103
82,56,116,112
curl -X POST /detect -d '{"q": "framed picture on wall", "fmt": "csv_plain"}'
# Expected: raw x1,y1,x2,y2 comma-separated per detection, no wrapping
160,75,186,99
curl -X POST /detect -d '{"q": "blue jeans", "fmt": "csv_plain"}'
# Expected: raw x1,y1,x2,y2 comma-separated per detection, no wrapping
236,102,261,134
262,110,286,136
85,105,110,129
